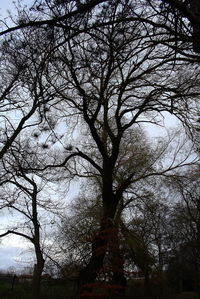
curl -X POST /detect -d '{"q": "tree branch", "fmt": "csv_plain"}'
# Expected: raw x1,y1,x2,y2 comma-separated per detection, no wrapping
0,0,108,36
0,230,33,242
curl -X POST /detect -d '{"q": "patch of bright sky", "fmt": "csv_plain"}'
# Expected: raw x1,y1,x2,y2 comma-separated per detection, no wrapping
0,0,34,28
0,244,26,271
0,0,16,16
143,111,180,138
0,211,33,269
0,0,18,25
0,212,33,270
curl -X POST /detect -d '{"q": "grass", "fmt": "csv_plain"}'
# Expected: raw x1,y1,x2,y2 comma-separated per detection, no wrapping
0,279,198,299
0,281,75,299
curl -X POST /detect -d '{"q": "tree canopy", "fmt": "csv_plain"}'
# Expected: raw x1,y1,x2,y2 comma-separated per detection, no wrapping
0,1,200,299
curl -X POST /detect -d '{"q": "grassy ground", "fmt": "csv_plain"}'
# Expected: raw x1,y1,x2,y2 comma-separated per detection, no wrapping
0,280,198,299
0,281,75,299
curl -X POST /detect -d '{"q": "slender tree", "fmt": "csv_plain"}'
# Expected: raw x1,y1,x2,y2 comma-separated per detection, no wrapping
0,142,61,299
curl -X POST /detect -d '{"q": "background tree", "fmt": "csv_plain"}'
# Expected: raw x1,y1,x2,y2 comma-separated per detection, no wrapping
166,169,200,297
0,140,62,299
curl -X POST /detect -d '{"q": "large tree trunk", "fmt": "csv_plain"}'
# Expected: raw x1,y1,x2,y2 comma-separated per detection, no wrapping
79,216,115,297
79,160,127,298
109,225,126,299
79,181,127,298
32,254,45,299
79,219,126,298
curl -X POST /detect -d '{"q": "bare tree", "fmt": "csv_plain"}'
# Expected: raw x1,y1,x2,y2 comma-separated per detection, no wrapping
1,0,200,55
20,2,199,297
54,129,197,298
0,22,60,165
0,1,200,298
0,141,61,299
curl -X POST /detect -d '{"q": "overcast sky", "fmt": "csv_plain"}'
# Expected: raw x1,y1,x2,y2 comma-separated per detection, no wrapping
0,0,17,20
0,0,34,27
